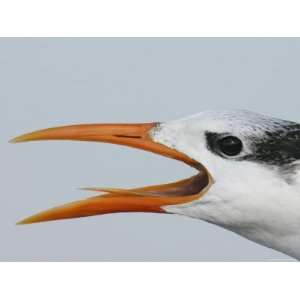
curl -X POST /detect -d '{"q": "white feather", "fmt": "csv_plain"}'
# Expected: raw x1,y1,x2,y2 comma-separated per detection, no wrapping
151,110,300,260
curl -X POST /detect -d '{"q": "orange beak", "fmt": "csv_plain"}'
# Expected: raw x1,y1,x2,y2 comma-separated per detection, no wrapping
11,122,211,224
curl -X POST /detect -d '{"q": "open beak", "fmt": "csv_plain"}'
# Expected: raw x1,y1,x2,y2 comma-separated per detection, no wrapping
11,122,212,224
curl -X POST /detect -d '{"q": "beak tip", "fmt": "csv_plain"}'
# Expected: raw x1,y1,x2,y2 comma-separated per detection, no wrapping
9,137,18,143
16,220,27,225
16,219,41,225
16,216,40,225
10,135,27,143
10,132,39,143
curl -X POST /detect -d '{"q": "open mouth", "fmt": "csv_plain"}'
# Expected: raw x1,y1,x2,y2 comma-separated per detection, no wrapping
11,122,212,224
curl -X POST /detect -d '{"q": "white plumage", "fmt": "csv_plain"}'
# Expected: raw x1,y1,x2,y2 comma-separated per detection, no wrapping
152,110,300,259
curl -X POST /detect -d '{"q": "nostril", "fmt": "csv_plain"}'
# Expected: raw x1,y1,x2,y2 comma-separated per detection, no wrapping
114,135,141,139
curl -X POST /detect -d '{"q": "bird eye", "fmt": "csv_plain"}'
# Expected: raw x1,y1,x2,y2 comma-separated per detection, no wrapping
218,136,243,156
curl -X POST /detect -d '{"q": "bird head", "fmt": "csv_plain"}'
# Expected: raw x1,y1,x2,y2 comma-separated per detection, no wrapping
152,111,300,234
11,110,300,258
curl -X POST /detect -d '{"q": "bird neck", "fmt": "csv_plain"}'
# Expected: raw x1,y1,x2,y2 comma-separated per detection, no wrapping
164,165,300,260
213,175,300,260
229,223,300,261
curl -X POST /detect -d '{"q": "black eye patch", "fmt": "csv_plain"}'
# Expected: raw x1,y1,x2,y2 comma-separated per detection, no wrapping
205,124,300,166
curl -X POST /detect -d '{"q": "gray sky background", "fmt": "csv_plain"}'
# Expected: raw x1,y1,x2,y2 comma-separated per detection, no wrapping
2,38,300,261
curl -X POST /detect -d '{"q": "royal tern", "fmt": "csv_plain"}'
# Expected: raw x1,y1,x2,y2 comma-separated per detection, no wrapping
11,110,300,260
